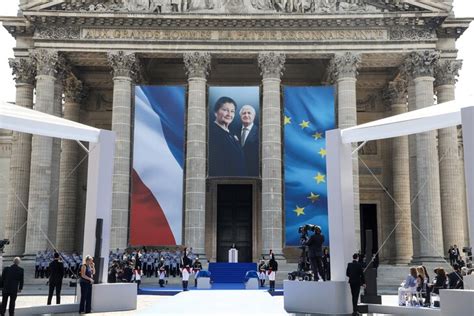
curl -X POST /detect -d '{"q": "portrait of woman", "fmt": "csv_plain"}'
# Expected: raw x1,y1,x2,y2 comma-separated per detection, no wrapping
208,96,247,176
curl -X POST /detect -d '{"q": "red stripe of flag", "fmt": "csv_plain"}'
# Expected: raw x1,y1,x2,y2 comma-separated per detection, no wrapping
130,169,176,245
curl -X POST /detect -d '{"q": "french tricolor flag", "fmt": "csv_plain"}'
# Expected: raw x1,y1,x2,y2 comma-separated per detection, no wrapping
130,86,185,246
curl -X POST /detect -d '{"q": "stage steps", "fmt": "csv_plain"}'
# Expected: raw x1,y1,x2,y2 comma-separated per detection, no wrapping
208,263,257,283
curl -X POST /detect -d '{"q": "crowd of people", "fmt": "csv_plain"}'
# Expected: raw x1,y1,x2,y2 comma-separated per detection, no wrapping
34,251,82,279
107,247,204,290
3,242,472,316
397,264,468,307
447,245,471,268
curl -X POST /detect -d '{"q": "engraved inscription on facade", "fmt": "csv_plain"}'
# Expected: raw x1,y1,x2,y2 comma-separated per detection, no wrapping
81,28,388,41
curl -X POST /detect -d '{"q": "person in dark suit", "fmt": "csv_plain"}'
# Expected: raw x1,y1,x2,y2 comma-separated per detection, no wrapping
1,257,24,316
448,263,463,289
79,255,95,314
236,104,259,177
346,253,366,316
47,252,64,305
209,96,246,177
305,226,325,281
267,251,278,292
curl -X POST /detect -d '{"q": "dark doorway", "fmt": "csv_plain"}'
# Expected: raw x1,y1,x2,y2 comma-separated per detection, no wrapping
216,184,253,262
360,204,378,255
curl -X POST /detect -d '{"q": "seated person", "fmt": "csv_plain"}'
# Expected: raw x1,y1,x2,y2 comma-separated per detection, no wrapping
398,267,418,306
448,264,463,289
415,266,426,304
427,267,447,295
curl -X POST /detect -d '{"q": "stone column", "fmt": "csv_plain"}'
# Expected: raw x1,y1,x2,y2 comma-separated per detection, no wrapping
258,52,285,257
107,51,138,250
48,56,67,246
435,59,465,250
405,51,444,261
4,58,36,256
385,79,413,263
328,52,361,250
56,75,85,252
459,133,469,246
183,52,211,256
405,73,420,262
24,49,59,255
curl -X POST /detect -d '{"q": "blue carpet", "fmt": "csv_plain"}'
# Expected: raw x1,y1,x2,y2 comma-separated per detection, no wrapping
208,262,257,283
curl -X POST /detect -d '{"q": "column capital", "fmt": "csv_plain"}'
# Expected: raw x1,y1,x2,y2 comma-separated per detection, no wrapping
328,52,361,82
383,78,408,107
107,51,139,79
56,54,70,84
32,49,60,77
9,57,36,85
183,52,211,79
403,50,440,79
258,52,285,79
434,59,462,87
64,75,87,104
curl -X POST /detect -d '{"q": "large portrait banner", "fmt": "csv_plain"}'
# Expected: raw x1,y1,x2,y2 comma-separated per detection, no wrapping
130,86,185,246
208,86,260,177
284,86,335,247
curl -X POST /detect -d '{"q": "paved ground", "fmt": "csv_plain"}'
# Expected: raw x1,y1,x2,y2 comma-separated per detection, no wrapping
5,293,401,315
5,295,167,315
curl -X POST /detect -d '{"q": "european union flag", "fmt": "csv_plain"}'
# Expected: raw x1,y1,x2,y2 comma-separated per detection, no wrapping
283,86,335,246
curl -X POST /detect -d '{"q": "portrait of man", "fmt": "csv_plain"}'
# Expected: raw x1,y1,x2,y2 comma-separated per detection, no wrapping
235,104,259,176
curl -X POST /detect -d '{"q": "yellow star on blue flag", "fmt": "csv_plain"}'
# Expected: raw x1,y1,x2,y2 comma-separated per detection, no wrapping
314,172,326,184
293,205,305,216
318,148,327,158
312,132,323,140
299,120,310,129
284,115,292,125
307,192,320,203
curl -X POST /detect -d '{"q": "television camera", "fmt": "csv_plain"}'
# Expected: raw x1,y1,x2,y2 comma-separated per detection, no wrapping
288,224,320,281
0,239,9,252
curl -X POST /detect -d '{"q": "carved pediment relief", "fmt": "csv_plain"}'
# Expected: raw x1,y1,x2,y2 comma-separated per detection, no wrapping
22,0,451,14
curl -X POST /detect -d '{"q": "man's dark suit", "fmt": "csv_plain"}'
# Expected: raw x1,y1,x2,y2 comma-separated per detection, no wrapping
47,259,64,305
305,233,325,281
346,260,365,315
239,124,259,177
1,264,24,316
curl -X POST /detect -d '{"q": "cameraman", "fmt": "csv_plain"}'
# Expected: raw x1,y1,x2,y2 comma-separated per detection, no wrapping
305,226,326,281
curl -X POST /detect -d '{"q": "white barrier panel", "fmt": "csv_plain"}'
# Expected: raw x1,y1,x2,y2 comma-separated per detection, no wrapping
463,275,474,290
197,277,211,289
91,283,137,313
440,289,474,316
13,304,79,316
284,280,352,315
245,278,259,289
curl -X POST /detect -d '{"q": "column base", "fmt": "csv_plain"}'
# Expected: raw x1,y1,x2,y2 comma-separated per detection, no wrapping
262,253,286,261
414,256,447,264
21,254,37,261
390,257,413,265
